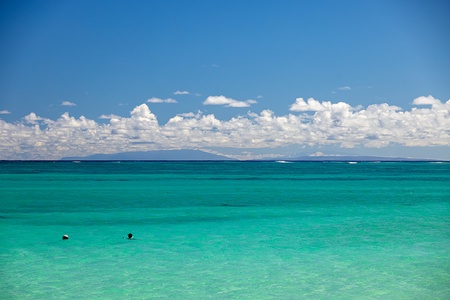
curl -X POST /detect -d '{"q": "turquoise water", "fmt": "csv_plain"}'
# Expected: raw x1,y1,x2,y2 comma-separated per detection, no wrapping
0,161,449,299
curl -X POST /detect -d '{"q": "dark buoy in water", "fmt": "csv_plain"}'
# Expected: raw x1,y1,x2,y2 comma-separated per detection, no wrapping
62,234,69,240
127,233,133,239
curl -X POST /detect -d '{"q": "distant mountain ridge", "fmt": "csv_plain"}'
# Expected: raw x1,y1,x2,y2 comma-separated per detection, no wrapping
61,150,444,162
61,150,235,161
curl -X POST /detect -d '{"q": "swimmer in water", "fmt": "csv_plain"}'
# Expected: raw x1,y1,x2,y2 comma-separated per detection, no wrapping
127,233,133,239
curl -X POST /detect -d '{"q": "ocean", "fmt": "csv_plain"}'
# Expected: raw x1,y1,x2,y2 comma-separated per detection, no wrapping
0,161,449,299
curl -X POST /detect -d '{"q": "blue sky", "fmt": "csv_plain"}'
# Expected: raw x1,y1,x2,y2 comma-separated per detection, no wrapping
1,0,449,160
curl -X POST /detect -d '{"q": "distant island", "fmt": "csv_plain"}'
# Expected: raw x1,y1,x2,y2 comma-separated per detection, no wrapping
60,150,443,162
61,150,235,161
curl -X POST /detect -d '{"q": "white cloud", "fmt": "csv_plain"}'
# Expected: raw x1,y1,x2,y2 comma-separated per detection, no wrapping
203,95,257,108
174,91,190,95
203,96,232,105
0,96,449,160
310,152,324,156
0,110,11,114
178,111,202,118
412,95,441,106
338,86,352,91
24,113,45,124
99,114,120,119
290,97,353,112
61,101,77,106
147,97,178,103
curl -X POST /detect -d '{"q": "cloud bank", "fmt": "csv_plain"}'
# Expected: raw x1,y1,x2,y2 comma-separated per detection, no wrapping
1,95,449,159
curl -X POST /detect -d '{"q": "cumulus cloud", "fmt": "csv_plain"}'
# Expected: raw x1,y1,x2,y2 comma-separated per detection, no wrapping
174,91,190,95
147,97,177,103
99,114,120,119
0,110,11,114
24,113,46,124
290,97,355,112
178,111,202,118
0,96,449,160
412,95,441,106
337,86,352,91
61,101,76,106
203,95,257,108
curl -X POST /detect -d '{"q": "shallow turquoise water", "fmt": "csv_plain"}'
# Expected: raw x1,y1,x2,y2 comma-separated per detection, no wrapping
0,161,449,299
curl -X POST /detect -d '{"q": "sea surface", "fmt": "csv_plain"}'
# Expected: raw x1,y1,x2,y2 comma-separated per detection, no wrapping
0,161,449,299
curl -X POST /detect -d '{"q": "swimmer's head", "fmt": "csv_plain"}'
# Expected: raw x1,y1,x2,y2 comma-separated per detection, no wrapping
127,233,133,239
62,234,69,240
